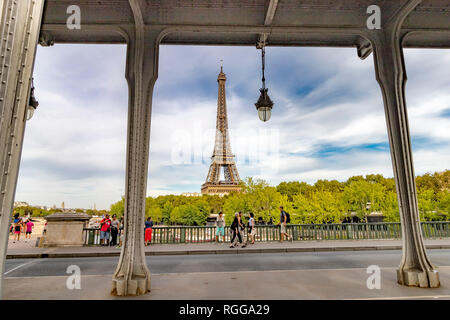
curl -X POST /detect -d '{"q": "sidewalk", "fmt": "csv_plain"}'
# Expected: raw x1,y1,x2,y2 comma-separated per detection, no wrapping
6,238,450,259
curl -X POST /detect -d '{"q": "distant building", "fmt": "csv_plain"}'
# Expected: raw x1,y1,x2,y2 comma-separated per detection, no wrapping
13,201,29,208
181,192,202,197
366,211,385,223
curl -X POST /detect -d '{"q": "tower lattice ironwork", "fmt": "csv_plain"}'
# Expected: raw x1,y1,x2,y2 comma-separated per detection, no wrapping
201,67,241,195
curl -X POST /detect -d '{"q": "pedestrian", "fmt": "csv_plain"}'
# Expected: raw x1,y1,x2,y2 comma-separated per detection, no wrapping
215,212,225,243
239,212,248,246
21,215,28,233
100,214,111,246
118,218,124,248
110,214,120,246
230,212,246,248
144,217,153,246
13,213,22,242
278,206,292,242
25,219,34,240
43,221,47,235
248,212,256,244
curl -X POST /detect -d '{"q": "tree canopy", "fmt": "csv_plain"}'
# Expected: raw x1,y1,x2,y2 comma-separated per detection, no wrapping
106,170,450,226
17,170,450,226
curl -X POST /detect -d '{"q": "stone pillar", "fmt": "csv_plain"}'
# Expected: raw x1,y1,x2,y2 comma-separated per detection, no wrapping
369,0,439,287
111,1,163,296
0,0,45,298
43,212,90,247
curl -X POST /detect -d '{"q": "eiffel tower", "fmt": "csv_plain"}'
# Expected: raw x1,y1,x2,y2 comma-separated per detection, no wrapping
201,67,242,195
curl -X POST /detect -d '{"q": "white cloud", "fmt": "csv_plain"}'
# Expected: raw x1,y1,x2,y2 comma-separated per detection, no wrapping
13,45,450,209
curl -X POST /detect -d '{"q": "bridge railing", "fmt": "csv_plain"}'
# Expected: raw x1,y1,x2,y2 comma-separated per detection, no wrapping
82,221,450,245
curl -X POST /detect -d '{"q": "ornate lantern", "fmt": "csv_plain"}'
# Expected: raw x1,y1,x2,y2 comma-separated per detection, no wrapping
27,78,39,120
255,43,274,122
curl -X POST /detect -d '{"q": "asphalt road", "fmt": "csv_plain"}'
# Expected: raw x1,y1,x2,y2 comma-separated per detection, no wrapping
4,249,450,278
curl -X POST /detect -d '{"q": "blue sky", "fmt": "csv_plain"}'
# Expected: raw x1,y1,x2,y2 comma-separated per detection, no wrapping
14,44,450,210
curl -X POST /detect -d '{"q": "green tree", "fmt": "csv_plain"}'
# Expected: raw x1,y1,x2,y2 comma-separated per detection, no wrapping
110,197,125,218
162,202,173,224
342,180,385,220
276,181,312,201
380,191,400,222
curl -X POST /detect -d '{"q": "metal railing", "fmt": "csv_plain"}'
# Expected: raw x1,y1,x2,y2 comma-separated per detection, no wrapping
82,221,450,245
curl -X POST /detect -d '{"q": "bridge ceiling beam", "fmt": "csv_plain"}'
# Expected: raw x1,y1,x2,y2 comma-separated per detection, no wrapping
37,0,450,48
257,0,279,47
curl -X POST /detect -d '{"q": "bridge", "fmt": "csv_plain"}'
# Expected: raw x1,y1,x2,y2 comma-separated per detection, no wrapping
0,0,449,297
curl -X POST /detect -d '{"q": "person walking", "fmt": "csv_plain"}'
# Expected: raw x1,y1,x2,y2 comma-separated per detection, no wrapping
110,214,120,246
215,212,225,243
13,213,22,242
25,219,34,240
278,206,292,242
248,212,256,244
21,215,28,234
144,217,153,246
239,212,248,246
230,212,246,248
117,217,124,248
100,214,111,246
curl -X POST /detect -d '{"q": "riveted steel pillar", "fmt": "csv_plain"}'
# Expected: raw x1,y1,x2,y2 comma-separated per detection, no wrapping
111,1,163,296
0,0,45,299
369,0,439,288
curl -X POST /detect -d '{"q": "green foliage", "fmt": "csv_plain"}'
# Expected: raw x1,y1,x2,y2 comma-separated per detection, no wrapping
105,170,450,226
292,191,345,224
342,180,386,220
169,202,209,226
110,197,125,218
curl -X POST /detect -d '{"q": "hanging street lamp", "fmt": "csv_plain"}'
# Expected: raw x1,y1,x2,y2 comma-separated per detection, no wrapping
27,78,39,120
255,41,274,122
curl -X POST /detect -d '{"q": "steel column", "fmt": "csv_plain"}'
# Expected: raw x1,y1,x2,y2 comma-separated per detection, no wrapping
369,0,440,287
0,0,45,299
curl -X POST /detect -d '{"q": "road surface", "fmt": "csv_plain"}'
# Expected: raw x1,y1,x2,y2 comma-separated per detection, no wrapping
4,249,450,278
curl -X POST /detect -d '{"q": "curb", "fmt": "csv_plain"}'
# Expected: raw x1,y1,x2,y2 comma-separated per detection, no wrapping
6,244,450,260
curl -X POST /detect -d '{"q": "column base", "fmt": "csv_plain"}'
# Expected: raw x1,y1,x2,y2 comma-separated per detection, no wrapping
397,268,440,288
111,275,151,296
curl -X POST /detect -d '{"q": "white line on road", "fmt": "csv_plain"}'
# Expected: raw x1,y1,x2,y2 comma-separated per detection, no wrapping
3,260,38,276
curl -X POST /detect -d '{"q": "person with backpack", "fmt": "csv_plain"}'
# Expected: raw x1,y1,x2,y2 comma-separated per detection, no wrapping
100,214,112,246
278,206,293,242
